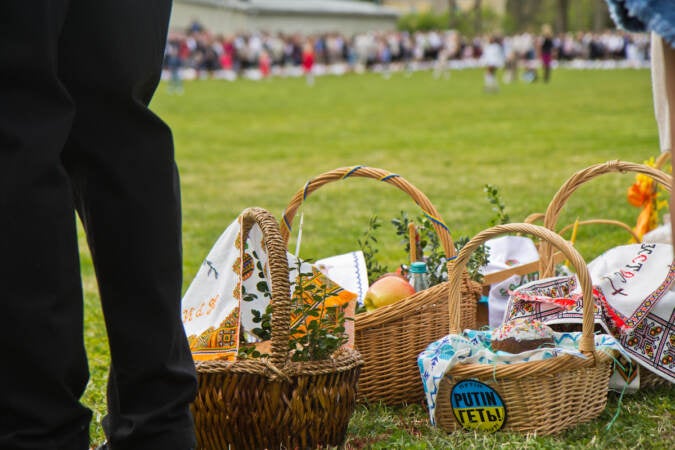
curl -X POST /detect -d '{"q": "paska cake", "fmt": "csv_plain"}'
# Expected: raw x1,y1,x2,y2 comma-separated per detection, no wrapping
491,319,555,354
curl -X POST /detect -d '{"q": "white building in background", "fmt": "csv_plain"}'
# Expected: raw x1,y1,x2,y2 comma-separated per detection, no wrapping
171,0,401,35
383,0,506,15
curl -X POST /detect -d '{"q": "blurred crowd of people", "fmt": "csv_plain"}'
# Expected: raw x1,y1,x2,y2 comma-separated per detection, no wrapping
163,21,652,89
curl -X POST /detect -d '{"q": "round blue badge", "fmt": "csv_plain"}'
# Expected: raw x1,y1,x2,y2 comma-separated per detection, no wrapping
450,380,506,432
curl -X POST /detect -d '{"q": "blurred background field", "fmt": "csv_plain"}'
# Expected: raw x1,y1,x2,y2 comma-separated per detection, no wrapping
167,67,659,275
82,68,674,447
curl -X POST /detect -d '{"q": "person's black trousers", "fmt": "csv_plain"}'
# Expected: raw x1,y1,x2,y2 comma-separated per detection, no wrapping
0,1,197,449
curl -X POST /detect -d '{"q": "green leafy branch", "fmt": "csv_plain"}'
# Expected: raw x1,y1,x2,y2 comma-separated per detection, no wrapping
358,185,515,287
239,257,350,362
391,212,447,286
357,216,389,284
238,250,273,359
485,184,510,226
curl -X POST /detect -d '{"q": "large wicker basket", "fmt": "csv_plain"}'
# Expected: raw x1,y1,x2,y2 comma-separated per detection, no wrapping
279,166,482,405
435,223,615,435
191,207,363,450
538,160,673,390
538,160,672,275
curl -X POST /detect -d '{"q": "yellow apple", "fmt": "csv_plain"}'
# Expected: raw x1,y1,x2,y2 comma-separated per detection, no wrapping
363,275,415,312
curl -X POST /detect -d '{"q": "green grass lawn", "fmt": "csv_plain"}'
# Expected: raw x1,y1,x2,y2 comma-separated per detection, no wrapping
82,67,674,448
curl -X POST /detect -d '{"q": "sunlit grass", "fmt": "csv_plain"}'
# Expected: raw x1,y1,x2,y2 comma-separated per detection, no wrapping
82,67,673,447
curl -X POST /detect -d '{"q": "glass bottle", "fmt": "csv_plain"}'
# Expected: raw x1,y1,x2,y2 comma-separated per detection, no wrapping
409,261,429,291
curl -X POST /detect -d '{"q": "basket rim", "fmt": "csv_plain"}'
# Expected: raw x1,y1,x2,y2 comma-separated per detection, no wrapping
194,346,363,377
443,350,614,380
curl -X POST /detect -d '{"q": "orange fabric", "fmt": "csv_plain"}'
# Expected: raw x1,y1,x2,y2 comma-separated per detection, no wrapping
634,202,656,240
290,268,356,338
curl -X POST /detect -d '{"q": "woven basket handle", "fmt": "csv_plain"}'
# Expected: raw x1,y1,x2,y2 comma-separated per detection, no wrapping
448,223,596,354
558,219,641,243
655,150,671,170
540,160,672,277
240,207,292,367
524,212,545,224
279,166,456,259
522,212,639,245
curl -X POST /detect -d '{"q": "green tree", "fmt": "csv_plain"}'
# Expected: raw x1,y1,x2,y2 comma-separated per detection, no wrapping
448,0,458,28
556,0,570,32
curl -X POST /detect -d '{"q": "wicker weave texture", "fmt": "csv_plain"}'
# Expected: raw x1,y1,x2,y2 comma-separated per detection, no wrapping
639,367,674,389
435,362,612,434
280,166,482,405
435,223,614,435
354,275,480,405
191,207,363,449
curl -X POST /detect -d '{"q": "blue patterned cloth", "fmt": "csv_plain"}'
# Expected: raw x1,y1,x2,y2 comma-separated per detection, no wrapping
605,0,675,46
418,330,630,425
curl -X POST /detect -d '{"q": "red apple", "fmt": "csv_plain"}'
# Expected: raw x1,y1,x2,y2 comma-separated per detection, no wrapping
363,275,415,312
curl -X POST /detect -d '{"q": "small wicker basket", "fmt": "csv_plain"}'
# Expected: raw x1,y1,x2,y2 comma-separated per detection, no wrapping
280,166,482,405
538,160,673,390
191,207,363,450
434,223,615,435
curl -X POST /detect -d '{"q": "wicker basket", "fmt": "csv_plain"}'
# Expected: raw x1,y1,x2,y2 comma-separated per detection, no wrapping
191,207,363,450
435,223,615,435
538,160,672,276
279,166,482,405
538,160,673,390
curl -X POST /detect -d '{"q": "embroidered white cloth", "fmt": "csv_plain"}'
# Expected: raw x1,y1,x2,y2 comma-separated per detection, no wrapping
181,215,357,361
418,330,629,425
504,243,675,386
315,251,369,305
479,236,541,327
181,217,256,361
642,214,671,244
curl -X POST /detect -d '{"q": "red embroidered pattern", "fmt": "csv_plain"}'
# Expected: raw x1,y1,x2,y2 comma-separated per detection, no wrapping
624,263,675,328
